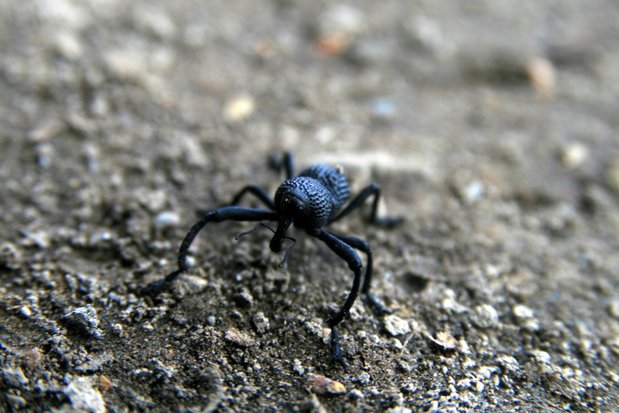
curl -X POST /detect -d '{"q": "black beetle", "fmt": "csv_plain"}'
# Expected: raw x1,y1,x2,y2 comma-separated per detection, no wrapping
145,152,401,366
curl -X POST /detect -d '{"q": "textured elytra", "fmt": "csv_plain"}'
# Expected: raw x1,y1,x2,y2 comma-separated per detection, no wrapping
298,164,350,210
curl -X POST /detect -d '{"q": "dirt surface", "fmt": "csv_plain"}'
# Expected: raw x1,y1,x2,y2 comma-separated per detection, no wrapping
1,1,619,412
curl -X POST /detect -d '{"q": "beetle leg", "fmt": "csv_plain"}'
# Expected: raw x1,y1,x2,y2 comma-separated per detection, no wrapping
143,206,278,295
270,152,295,179
330,233,393,316
313,230,363,366
329,182,402,227
230,185,276,210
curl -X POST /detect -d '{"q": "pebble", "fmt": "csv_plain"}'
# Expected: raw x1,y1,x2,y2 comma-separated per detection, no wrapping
153,211,181,230
292,358,305,375
370,98,397,120
319,4,364,38
173,274,208,297
307,373,347,396
496,355,520,373
252,312,270,334
62,305,102,339
526,56,556,100
513,304,540,331
233,288,254,308
223,95,255,122
63,376,106,413
6,395,27,409
383,315,411,336
22,348,43,370
224,328,256,348
403,15,454,57
103,48,148,82
133,6,176,39
427,330,458,352
471,304,499,329
560,142,588,169
462,181,485,203
2,367,29,387
98,375,112,392
53,30,83,60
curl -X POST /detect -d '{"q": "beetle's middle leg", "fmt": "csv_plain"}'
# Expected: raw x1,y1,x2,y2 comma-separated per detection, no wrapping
329,182,401,226
230,185,276,210
313,229,363,367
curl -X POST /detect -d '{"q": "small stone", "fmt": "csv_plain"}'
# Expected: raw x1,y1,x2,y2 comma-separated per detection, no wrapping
233,288,254,308
292,359,305,375
560,142,588,169
6,395,27,409
383,315,411,336
513,305,539,331
224,328,256,348
371,98,397,120
356,372,371,385
471,304,499,329
172,274,208,297
133,7,176,39
463,181,485,203
103,48,151,83
98,375,112,392
427,330,457,352
62,305,102,339
63,376,106,413
153,211,180,230
513,304,533,319
307,373,347,396
28,118,64,142
53,31,83,60
496,355,520,373
22,348,43,370
252,312,270,334
530,349,551,365
2,367,29,387
526,56,556,101
223,95,255,122
20,306,33,318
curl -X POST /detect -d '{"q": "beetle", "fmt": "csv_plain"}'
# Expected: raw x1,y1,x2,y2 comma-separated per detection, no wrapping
144,152,401,366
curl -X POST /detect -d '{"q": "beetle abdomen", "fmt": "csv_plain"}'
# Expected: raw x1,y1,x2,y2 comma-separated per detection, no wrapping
299,164,350,210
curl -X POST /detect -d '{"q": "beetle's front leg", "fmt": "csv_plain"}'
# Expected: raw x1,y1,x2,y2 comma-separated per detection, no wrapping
143,206,277,295
312,229,363,367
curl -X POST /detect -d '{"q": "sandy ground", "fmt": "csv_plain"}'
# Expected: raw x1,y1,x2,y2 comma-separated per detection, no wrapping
1,0,619,411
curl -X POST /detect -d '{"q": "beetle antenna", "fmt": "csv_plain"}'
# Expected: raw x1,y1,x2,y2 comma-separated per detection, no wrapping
235,223,295,267
279,236,296,268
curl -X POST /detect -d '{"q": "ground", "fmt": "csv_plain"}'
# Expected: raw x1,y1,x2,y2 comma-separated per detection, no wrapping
1,1,618,412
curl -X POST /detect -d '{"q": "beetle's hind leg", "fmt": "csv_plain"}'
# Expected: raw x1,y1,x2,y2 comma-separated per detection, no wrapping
329,183,402,227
